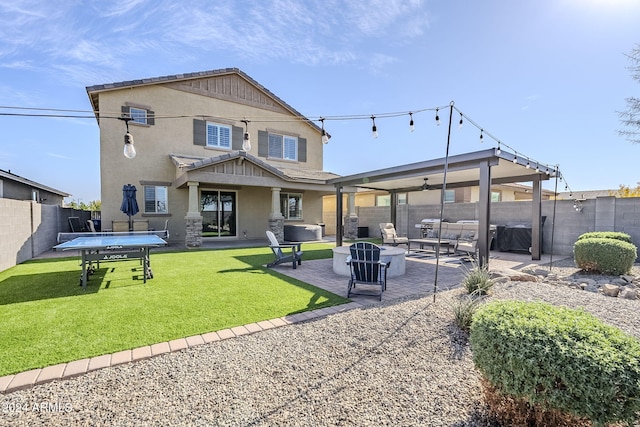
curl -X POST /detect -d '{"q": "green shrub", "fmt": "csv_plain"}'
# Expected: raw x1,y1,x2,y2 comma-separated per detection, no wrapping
574,237,637,275
577,231,633,244
470,300,640,426
460,261,494,295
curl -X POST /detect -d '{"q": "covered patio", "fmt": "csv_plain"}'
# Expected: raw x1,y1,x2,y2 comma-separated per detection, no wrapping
328,147,558,267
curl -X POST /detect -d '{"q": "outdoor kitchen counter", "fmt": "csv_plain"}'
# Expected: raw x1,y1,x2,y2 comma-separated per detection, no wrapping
332,246,406,278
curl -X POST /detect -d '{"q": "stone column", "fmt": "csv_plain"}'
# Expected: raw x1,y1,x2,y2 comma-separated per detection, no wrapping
185,181,202,248
343,192,359,239
268,187,285,241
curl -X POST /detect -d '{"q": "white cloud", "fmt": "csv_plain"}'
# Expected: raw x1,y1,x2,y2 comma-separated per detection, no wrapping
0,0,432,85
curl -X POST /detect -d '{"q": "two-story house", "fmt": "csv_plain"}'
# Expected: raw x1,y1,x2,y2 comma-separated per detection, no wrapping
86,68,338,246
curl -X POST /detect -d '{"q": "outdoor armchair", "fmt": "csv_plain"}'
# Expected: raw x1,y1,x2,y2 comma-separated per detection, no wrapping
346,242,390,301
266,230,303,269
379,223,409,247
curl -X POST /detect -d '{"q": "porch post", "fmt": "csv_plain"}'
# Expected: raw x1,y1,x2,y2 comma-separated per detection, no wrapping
336,186,343,246
185,181,202,248
269,187,284,241
531,176,542,260
344,191,359,239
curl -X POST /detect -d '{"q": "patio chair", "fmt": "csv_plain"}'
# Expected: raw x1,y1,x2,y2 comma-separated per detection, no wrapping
346,242,390,301
68,216,83,232
266,230,303,269
86,219,97,233
379,223,409,247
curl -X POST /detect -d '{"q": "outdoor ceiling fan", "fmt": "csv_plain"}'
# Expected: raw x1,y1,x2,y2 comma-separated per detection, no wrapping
421,178,432,191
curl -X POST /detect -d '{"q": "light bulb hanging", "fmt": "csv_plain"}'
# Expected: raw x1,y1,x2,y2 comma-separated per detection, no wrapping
513,154,518,164
458,113,463,129
435,108,440,126
320,117,329,144
371,116,378,139
496,142,502,155
118,117,136,159
480,129,484,143
241,119,251,151
409,112,415,132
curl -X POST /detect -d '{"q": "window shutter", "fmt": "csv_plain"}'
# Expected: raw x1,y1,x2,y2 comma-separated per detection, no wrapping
147,110,155,126
258,130,268,157
298,138,307,162
232,125,243,150
193,119,206,146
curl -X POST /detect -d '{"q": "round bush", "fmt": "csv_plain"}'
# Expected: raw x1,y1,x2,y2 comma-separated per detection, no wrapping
470,300,640,426
574,237,636,275
577,231,633,244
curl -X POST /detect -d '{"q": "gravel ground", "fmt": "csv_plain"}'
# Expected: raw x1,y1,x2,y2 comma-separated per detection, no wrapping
1,262,640,427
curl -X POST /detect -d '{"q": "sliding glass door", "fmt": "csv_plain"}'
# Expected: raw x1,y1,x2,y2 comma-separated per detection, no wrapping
201,190,237,238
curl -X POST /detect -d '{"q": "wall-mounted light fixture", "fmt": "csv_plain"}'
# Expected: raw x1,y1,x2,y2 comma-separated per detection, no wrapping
241,119,251,151
118,117,136,159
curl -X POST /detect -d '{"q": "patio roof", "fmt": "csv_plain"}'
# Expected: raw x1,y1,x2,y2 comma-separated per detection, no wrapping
327,148,557,192
328,148,558,266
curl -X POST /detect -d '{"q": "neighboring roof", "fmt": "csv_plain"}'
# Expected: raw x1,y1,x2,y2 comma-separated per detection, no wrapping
327,148,558,192
0,168,71,197
557,190,617,199
169,151,340,184
85,67,323,134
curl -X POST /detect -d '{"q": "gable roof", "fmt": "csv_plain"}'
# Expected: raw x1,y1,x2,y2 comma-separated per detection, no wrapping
170,151,339,185
0,169,70,197
86,67,322,134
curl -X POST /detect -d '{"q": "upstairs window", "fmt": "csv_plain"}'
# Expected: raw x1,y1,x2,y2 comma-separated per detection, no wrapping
144,186,168,213
269,133,298,161
129,107,147,124
207,122,231,149
121,105,154,126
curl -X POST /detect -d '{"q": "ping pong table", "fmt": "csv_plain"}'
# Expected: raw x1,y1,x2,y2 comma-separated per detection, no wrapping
54,234,168,289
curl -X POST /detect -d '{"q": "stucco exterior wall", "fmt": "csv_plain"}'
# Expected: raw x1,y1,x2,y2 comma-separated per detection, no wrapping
96,79,328,243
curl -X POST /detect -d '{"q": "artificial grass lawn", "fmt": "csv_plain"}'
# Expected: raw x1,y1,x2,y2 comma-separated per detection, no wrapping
0,243,347,377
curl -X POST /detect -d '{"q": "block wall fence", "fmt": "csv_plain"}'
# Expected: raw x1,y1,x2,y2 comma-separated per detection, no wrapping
355,196,640,257
0,199,91,273
1,196,640,273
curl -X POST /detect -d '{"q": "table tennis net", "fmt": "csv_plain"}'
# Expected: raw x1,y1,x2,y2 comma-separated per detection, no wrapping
57,229,169,244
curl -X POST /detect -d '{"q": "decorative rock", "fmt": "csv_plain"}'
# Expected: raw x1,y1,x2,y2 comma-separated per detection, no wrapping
602,284,621,297
584,284,599,293
621,275,635,283
620,287,638,300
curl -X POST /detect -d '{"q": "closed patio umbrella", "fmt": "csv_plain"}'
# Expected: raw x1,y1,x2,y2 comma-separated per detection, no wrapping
120,184,139,231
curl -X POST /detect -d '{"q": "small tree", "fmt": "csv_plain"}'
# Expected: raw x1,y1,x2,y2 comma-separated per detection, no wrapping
619,44,640,144
610,182,640,197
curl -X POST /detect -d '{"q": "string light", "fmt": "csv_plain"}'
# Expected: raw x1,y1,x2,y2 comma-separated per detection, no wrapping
371,116,378,139
0,104,561,183
118,117,136,159
319,117,329,144
526,158,531,169
239,119,251,151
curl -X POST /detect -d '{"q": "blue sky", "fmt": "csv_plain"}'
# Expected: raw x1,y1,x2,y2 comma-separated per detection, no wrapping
0,0,639,203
